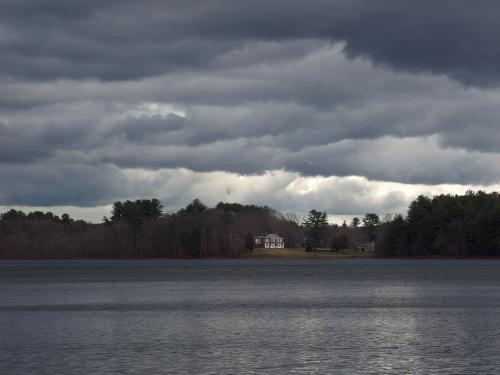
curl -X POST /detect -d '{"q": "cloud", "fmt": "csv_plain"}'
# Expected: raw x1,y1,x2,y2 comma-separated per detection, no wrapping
1,1,500,216
2,1,500,85
0,163,130,206
2,46,500,183
4,168,500,222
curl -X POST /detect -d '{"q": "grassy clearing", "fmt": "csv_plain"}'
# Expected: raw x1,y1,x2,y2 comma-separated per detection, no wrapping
244,248,375,259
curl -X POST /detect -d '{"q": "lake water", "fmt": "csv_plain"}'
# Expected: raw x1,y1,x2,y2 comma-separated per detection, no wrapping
1,259,500,374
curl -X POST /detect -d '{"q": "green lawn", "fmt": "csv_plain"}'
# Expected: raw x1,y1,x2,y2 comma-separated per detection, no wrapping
244,247,375,258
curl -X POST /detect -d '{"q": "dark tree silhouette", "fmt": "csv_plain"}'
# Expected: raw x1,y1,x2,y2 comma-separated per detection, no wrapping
303,209,328,251
362,213,380,241
244,232,255,252
351,217,360,228
379,191,500,257
331,234,349,251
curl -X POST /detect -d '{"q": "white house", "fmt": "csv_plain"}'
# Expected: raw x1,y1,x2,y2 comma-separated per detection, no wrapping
254,233,285,249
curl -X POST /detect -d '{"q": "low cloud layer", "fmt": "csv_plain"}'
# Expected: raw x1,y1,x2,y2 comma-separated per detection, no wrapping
3,169,500,222
1,1,500,218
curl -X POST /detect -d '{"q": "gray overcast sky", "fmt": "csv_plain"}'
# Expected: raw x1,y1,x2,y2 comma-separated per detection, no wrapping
2,0,500,221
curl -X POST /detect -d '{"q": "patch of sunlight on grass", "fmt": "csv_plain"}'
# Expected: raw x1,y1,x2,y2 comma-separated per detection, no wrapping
245,248,375,258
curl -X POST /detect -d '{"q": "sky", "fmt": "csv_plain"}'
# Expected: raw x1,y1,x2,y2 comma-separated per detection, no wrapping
2,0,500,222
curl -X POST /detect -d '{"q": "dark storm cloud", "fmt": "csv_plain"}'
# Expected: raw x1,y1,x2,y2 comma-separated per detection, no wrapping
80,136,500,186
2,0,500,84
2,0,500,211
111,114,187,143
3,52,500,187
0,162,131,206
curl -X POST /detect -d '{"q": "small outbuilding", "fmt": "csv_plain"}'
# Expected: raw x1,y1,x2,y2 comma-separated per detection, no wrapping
356,241,375,252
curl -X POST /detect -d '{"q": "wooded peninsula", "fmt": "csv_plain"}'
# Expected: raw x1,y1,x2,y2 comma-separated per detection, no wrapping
1,190,499,259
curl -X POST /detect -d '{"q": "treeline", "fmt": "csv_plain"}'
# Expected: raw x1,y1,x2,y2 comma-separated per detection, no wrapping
378,191,500,257
301,209,373,251
0,199,305,258
5,191,497,259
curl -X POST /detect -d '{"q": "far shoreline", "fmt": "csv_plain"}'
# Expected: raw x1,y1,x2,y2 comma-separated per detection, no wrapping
3,251,500,261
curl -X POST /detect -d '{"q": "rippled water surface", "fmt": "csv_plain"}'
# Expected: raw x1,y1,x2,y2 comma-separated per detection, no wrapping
1,259,500,374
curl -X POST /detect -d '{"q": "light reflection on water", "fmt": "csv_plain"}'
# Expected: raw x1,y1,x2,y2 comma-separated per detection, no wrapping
1,259,500,374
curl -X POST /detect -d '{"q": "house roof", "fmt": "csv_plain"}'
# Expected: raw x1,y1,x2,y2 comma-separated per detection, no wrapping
261,233,283,239
254,233,283,240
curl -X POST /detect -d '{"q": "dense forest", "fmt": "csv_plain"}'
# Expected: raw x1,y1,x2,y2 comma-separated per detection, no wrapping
378,191,500,257
2,191,500,258
0,199,302,258
0,198,370,259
